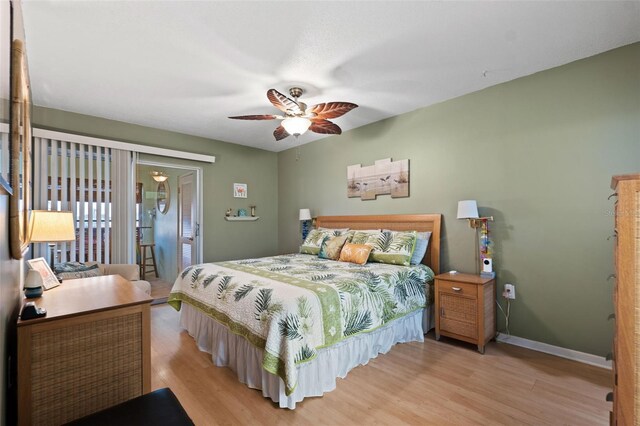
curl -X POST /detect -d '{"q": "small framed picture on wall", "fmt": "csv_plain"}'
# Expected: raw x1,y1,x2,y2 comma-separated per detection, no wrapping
233,183,247,198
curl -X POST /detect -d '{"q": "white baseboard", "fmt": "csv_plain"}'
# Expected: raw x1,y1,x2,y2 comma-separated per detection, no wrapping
496,333,612,370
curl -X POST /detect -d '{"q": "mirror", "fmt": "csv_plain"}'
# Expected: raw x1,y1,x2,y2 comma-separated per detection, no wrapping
9,38,31,259
0,1,11,194
156,181,170,214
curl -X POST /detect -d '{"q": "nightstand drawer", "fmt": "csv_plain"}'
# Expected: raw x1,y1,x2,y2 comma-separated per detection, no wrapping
437,281,477,298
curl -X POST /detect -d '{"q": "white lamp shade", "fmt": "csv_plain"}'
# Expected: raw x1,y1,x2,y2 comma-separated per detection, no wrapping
299,209,312,221
457,200,479,219
282,117,311,136
28,210,76,242
24,270,44,289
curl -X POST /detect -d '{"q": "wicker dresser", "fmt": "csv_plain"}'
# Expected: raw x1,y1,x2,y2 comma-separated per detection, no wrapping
434,272,496,353
611,174,640,425
17,275,152,426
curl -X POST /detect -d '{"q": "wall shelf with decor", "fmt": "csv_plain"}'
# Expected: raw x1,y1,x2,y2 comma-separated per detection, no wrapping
224,216,260,222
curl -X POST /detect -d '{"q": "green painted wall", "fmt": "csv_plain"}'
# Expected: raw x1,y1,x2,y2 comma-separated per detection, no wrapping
278,42,640,356
32,106,279,264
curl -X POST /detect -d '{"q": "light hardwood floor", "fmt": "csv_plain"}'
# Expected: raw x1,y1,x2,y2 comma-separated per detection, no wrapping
151,304,611,425
149,278,173,303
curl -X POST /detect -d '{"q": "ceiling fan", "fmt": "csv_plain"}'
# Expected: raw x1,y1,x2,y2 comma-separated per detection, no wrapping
229,87,358,141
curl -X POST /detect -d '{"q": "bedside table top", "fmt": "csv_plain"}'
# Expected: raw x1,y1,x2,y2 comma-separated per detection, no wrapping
18,275,152,326
434,272,494,285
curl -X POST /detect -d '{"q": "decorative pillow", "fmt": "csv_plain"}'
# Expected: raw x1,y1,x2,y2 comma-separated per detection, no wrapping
300,228,350,254
339,243,373,265
410,231,432,265
54,262,103,280
300,229,327,254
318,227,350,236
318,234,351,260
349,230,382,246
368,230,418,266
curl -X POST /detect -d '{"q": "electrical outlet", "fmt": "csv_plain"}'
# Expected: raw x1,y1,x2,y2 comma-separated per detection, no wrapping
503,283,516,300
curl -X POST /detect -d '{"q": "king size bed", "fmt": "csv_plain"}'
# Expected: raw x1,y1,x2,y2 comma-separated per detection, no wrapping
168,214,441,408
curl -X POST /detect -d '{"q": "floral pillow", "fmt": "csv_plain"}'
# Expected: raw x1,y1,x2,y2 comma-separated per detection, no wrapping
318,227,350,235
54,261,103,280
300,228,350,255
339,243,373,265
348,230,382,246
368,230,418,266
318,234,351,260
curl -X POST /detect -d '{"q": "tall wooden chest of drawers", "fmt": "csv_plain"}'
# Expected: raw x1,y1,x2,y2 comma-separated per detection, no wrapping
611,174,640,425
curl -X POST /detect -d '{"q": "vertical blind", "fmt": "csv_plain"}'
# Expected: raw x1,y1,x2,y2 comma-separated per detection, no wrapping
33,136,136,265
0,131,8,183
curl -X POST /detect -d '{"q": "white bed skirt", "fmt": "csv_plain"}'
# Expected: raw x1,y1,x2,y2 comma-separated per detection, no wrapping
179,304,434,409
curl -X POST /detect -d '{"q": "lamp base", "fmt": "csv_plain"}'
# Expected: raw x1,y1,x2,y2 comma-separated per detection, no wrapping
301,220,311,241
24,286,43,299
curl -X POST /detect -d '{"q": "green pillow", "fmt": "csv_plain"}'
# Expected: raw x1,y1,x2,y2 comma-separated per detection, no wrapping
349,230,381,246
368,230,417,266
300,229,345,255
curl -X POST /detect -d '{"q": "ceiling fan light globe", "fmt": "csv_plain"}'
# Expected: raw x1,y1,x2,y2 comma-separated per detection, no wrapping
282,117,311,137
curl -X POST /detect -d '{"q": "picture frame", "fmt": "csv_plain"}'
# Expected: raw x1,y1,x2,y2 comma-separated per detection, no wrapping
9,39,32,259
27,257,60,290
347,158,409,200
233,183,247,198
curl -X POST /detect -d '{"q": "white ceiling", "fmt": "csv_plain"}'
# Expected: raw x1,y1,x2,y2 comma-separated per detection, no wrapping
21,1,640,152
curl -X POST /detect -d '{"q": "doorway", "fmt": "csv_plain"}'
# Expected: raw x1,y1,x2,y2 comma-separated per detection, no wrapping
136,160,203,302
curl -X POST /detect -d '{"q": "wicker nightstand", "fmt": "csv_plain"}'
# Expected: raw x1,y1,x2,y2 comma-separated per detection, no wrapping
17,275,152,425
434,272,496,353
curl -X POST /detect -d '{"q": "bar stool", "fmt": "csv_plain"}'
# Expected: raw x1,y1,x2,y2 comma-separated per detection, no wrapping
140,243,159,278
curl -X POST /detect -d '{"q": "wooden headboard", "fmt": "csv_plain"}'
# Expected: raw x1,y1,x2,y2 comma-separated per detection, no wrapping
315,214,442,275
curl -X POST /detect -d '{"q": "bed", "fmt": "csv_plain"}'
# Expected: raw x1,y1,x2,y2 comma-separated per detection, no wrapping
168,214,441,408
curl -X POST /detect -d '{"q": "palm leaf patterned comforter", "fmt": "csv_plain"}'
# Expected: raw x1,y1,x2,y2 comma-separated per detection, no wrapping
168,253,434,395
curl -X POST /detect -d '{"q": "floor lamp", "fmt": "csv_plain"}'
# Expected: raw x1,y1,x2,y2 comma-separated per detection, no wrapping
28,210,76,267
457,200,494,275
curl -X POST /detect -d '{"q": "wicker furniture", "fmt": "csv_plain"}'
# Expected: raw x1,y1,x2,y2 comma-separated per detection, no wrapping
85,262,152,295
17,275,152,426
610,174,640,425
434,272,496,353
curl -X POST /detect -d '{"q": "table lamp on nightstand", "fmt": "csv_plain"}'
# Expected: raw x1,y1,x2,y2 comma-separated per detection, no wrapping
299,209,312,241
28,210,76,268
24,270,44,298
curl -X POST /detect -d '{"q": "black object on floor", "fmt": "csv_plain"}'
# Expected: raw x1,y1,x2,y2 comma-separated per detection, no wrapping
65,388,194,426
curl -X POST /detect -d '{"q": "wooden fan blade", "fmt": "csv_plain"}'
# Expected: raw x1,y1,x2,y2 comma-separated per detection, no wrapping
273,125,289,141
309,119,342,135
267,89,302,115
228,115,278,120
307,102,358,119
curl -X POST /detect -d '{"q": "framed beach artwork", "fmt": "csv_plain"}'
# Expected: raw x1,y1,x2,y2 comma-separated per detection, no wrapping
27,257,60,290
233,183,247,198
347,158,409,200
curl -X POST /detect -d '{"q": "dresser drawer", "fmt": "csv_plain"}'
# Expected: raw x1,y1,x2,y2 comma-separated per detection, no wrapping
437,281,478,298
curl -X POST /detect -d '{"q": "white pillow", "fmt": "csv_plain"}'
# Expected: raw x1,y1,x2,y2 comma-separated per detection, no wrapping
410,232,432,265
